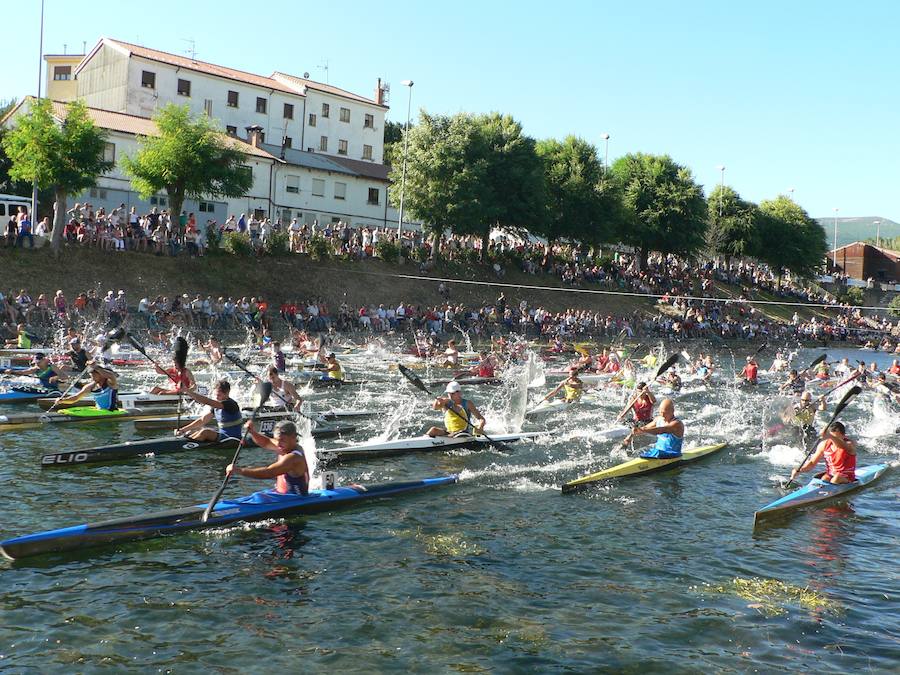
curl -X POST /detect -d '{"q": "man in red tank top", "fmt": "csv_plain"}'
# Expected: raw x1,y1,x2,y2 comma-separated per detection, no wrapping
790,421,857,484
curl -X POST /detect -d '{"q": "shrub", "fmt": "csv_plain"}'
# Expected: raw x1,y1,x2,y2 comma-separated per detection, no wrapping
308,235,331,261
375,239,400,263
264,229,291,256
889,294,900,318
205,223,222,253
839,286,865,306
409,245,429,263
223,231,253,256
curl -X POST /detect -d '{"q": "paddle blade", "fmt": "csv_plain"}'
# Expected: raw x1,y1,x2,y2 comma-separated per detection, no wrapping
830,385,862,421
125,332,147,356
807,353,827,370
655,353,679,378
174,337,189,370
397,363,429,394
754,342,768,356
257,381,273,406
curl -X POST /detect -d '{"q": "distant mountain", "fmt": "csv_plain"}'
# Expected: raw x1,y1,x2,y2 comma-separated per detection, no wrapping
814,216,900,249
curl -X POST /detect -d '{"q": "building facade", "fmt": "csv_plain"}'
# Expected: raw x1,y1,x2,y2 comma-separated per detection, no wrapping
829,242,900,283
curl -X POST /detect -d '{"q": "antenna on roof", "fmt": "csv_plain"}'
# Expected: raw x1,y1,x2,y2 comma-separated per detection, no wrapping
63,43,67,55
182,38,197,61
82,40,86,54
318,59,330,85
303,72,310,79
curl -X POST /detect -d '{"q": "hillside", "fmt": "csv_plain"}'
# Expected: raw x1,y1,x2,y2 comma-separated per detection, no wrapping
814,216,900,249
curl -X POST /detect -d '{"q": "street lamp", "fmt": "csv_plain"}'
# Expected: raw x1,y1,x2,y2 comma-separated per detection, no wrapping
716,165,726,217
874,219,881,248
31,0,45,229
832,207,839,269
397,79,414,237
787,187,795,201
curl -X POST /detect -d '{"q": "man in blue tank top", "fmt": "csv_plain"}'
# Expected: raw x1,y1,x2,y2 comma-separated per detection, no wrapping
632,398,684,459
176,380,243,441
227,420,310,496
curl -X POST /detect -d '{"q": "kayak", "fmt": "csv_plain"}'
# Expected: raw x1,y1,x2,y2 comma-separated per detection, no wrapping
0,386,60,404
752,463,894,529
41,421,356,467
0,405,180,432
131,409,355,432
561,442,729,493
318,431,545,463
525,399,578,418
428,377,501,387
36,391,181,411
0,475,458,560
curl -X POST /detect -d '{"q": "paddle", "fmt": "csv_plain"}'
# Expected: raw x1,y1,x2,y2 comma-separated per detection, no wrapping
43,327,126,415
201,381,273,523
397,363,516,453
223,350,320,423
615,353,679,423
125,332,179,384
801,353,827,375
783,384,861,489
173,337,189,431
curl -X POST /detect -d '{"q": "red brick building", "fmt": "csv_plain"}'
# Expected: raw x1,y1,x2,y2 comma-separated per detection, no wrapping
829,242,900,282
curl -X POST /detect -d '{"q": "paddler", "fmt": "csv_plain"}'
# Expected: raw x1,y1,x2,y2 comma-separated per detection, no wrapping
541,366,585,405
619,382,656,448
175,380,243,441
465,351,497,379
58,364,118,410
68,337,90,373
790,421,857,485
270,340,287,373
871,372,900,406
150,358,195,395
4,353,64,391
427,380,486,437
320,352,344,382
769,352,789,373
662,368,682,392
442,339,460,368
5,323,34,348
202,337,223,366
227,420,310,495
266,365,304,411
813,360,830,381
640,352,658,369
632,398,684,459
890,359,900,376
739,356,758,385
779,369,806,395
790,391,823,439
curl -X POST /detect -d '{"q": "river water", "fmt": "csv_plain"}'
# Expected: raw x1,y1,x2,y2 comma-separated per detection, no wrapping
0,344,897,672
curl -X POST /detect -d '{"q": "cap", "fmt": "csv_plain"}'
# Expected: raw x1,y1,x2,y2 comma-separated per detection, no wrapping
445,381,461,394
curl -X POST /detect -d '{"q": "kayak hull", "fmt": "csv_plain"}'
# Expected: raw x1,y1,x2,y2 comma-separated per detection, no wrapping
752,463,892,529
562,443,728,493
0,406,180,431
318,431,544,463
0,476,458,560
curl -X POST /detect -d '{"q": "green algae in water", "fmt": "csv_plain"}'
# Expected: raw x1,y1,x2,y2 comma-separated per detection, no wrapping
697,577,842,617
391,528,486,557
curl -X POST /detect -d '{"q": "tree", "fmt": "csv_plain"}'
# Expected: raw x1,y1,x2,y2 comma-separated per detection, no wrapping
387,111,492,259
534,135,616,246
1,98,112,251
383,119,407,166
609,153,708,269
122,104,254,231
756,195,827,286
473,113,546,256
706,184,757,268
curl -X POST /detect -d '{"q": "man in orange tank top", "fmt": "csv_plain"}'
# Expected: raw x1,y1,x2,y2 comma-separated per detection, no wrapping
790,421,857,485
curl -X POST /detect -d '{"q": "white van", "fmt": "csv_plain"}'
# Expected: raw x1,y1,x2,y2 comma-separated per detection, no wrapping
0,194,32,222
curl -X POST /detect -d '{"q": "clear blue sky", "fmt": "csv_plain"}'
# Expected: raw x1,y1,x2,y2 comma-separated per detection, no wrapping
3,0,898,223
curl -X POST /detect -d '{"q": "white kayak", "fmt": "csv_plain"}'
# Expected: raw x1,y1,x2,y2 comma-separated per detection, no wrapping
525,399,579,419
318,431,545,462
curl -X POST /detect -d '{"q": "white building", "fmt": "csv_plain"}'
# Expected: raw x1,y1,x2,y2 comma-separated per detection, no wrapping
4,38,414,230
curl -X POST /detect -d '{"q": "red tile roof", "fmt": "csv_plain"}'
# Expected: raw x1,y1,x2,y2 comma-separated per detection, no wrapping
271,72,385,108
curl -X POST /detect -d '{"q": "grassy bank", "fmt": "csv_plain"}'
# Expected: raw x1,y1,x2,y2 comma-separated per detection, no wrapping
0,247,829,323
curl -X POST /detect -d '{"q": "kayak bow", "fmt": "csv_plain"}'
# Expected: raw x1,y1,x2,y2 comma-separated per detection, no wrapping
318,431,545,463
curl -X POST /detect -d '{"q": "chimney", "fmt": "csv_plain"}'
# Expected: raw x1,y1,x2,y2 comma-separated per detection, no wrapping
375,78,383,106
245,124,264,148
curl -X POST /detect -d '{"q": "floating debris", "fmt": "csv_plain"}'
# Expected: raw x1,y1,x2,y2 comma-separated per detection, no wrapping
391,528,486,557
696,577,842,617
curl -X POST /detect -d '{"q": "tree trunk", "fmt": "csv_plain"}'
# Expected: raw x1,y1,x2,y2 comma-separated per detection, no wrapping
429,231,441,261
51,189,67,254
638,246,648,272
481,231,490,262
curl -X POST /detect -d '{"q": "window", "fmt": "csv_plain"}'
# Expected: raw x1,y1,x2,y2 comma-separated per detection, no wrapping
319,136,328,152
367,188,380,205
203,99,213,116
334,182,347,200
312,179,325,197
253,208,266,220
282,136,292,148
257,131,266,143
227,90,239,107
53,65,71,81
141,70,156,89
226,125,237,136
308,113,317,127
150,195,167,206
283,103,294,119
256,97,267,114
338,139,348,156
364,113,374,129
198,201,215,212
177,78,191,96
321,103,330,118
362,144,373,160
339,107,350,123
285,175,300,194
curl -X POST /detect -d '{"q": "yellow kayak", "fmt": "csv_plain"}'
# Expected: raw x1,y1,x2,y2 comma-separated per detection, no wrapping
561,443,728,493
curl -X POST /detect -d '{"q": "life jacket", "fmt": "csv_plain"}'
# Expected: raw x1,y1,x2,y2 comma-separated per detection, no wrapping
444,398,472,435
563,381,583,402
632,395,653,422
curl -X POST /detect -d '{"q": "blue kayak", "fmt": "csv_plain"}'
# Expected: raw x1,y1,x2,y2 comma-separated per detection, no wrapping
0,475,458,560
753,463,894,529
0,386,59,403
